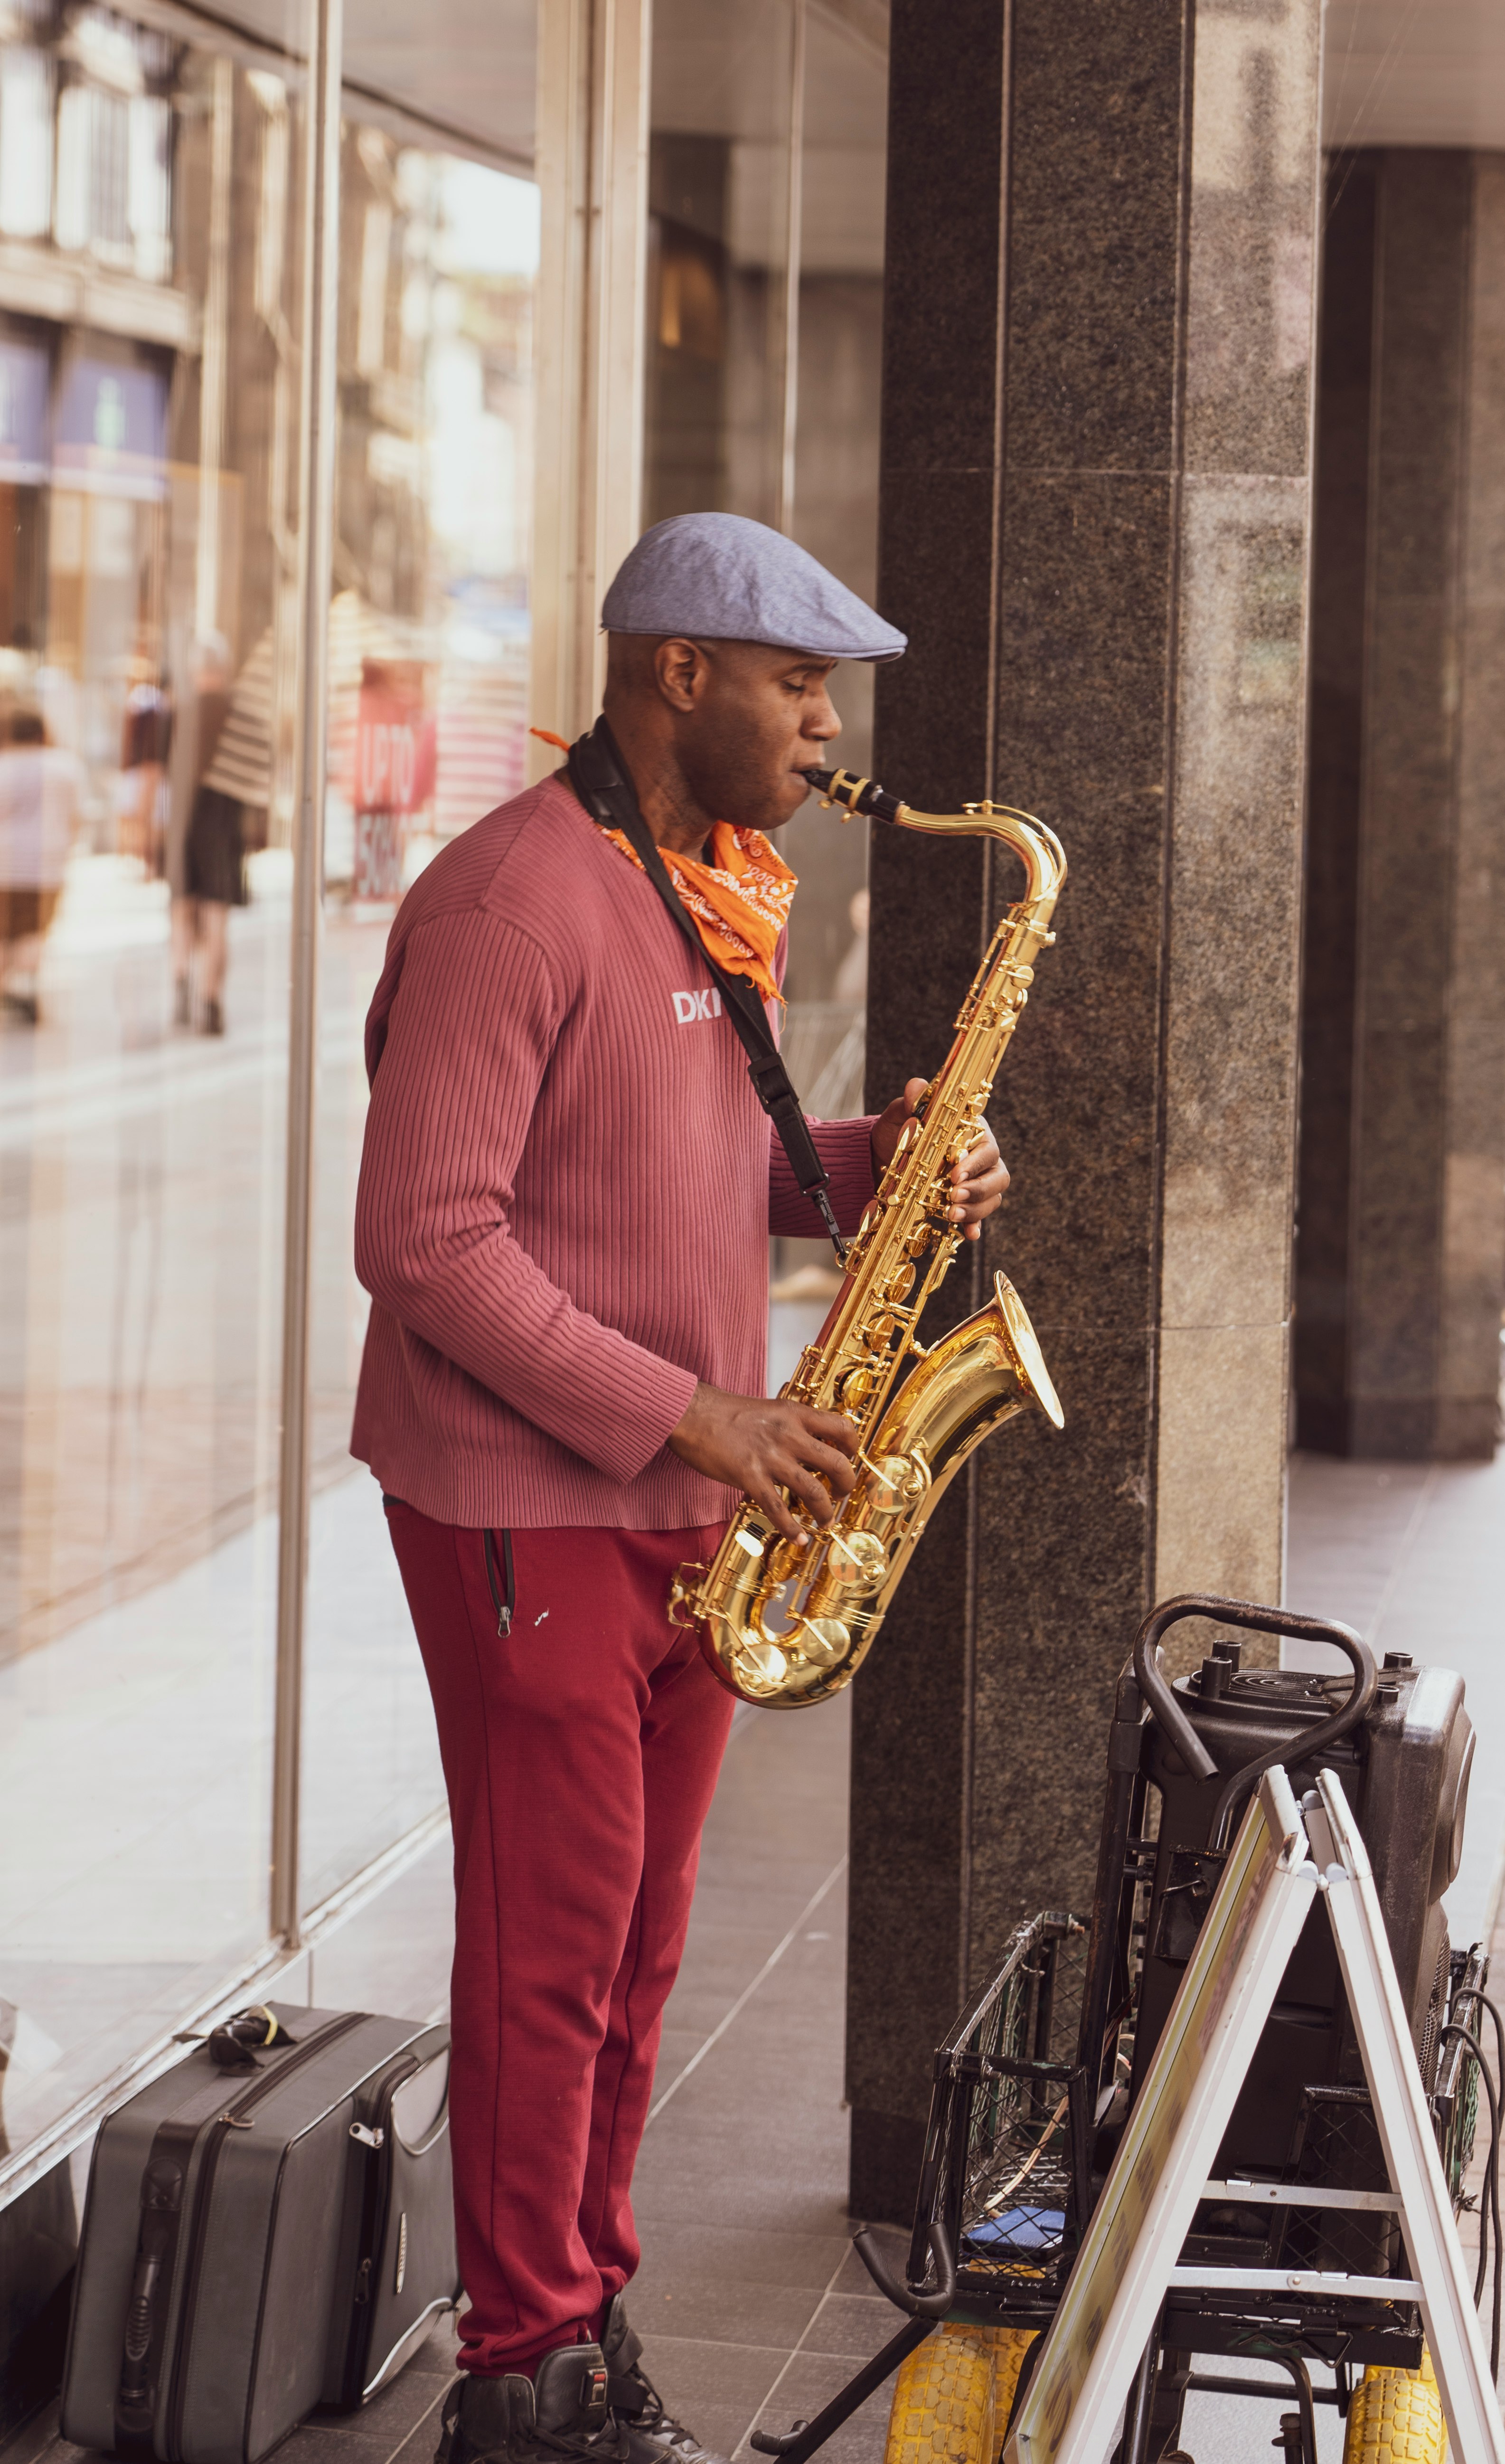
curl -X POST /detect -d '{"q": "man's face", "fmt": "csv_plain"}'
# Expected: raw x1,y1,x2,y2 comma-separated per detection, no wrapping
671,641,841,832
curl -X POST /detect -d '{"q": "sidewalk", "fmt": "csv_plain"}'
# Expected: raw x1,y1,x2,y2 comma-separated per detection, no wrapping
1285,1444,1505,1947
15,1442,1505,2464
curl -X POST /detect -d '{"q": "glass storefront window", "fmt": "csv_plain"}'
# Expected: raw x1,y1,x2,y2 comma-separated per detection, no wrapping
0,1,310,2161
0,0,883,2194
300,127,537,1911
0,0,543,2180
0,0,539,2186
646,0,889,1372
780,0,886,1017
646,0,798,532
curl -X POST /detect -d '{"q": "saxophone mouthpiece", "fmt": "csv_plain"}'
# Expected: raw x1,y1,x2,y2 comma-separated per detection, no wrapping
802,767,905,826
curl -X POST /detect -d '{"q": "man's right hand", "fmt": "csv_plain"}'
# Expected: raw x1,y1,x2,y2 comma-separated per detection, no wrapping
668,1381,857,1539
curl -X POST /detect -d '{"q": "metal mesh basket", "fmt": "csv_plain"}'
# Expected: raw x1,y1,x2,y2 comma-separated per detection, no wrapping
905,1912,1090,2319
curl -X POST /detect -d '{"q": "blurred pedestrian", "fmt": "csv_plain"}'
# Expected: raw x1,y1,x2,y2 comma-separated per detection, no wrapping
171,635,246,1036
118,652,173,875
0,709,80,1027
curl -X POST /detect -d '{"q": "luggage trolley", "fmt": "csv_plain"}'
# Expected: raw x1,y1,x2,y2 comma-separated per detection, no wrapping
752,1596,1502,2464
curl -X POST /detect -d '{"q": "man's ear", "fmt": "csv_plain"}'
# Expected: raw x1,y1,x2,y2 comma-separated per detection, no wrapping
653,636,708,713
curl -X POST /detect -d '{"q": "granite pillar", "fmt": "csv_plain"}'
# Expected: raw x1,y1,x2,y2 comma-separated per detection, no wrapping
849,0,1322,2218
1296,152,1505,1463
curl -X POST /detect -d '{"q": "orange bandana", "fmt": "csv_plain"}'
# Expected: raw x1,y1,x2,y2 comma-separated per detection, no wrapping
532,727,797,1003
603,821,795,1005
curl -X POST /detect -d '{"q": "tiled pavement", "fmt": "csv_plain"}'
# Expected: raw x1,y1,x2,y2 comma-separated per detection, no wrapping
9,1441,1505,2464
9,1697,897,2464
1285,1446,1505,1946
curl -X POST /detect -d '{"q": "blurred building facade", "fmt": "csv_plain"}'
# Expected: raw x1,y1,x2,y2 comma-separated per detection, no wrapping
0,0,1498,2410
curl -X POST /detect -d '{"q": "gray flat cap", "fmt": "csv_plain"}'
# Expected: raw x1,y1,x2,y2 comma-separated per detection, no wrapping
602,511,906,661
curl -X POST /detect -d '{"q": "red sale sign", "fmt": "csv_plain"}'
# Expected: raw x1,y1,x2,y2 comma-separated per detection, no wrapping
353,658,435,898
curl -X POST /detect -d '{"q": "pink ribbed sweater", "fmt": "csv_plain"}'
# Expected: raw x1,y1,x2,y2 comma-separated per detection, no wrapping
350,773,878,1529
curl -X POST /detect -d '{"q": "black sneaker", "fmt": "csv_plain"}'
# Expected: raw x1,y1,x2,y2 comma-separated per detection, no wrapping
436,2343,622,2464
601,2298,727,2464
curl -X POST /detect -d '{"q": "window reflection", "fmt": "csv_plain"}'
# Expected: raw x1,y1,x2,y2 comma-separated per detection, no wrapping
301,133,536,1911
645,1,889,1363
646,0,795,531
0,1,307,2162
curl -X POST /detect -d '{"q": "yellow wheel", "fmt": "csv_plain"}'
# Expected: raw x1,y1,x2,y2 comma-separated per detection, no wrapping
984,2328,1038,2437
1342,2347,1448,2464
883,2323,1000,2464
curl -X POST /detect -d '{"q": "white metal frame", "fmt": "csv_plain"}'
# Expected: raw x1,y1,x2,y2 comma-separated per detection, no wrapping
1310,1769,1503,2460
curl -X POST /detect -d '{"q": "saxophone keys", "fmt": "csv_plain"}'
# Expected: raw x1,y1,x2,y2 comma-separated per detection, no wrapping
823,1530,888,1593
667,1565,707,1627
838,1363,879,1411
792,1614,851,1666
729,1637,791,1696
866,1453,930,1512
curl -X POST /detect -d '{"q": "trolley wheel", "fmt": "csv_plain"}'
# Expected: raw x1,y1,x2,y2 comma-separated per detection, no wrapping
1341,2348,1447,2464
986,2328,1039,2433
883,2322,1002,2464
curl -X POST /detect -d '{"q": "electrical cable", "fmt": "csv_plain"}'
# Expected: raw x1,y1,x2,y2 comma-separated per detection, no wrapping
1447,1985,1505,2374
1438,2020,1502,2378
1451,1985,1505,2136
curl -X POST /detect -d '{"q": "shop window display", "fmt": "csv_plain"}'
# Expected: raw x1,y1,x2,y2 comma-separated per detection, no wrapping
302,132,536,1911
0,0,536,2177
644,0,887,1366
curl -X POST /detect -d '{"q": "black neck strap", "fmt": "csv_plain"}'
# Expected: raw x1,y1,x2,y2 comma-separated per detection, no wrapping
566,716,846,1259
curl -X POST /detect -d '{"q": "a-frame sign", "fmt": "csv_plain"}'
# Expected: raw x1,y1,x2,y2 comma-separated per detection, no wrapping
1003,1765,1504,2464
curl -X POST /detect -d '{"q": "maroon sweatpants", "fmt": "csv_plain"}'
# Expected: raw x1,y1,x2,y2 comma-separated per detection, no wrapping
385,1501,734,2378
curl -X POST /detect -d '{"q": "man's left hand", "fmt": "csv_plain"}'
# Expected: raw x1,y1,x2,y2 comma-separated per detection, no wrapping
871,1078,1010,1242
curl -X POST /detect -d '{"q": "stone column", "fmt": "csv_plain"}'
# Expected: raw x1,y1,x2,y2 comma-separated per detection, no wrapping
1296,151,1505,1463
848,0,1322,2219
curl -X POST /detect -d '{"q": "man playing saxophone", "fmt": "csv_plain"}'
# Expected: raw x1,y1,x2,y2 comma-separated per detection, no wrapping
351,512,1009,2464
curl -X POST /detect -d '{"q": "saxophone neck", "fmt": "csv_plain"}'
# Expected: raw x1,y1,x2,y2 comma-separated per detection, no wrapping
803,766,1066,912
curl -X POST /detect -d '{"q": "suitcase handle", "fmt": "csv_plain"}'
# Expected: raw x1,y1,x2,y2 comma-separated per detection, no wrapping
122,2244,164,2382
113,2154,187,2458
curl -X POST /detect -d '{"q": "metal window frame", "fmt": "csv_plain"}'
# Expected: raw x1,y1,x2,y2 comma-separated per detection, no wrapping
529,0,651,763
270,0,343,1954
526,0,827,774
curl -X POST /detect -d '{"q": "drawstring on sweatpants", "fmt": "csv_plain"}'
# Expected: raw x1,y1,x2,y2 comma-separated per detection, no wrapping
482,1528,515,1638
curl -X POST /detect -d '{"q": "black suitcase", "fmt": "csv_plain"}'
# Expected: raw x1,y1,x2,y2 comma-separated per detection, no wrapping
61,2002,461,2464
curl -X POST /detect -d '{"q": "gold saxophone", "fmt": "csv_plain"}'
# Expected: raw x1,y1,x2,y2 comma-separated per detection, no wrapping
668,765,1067,1707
